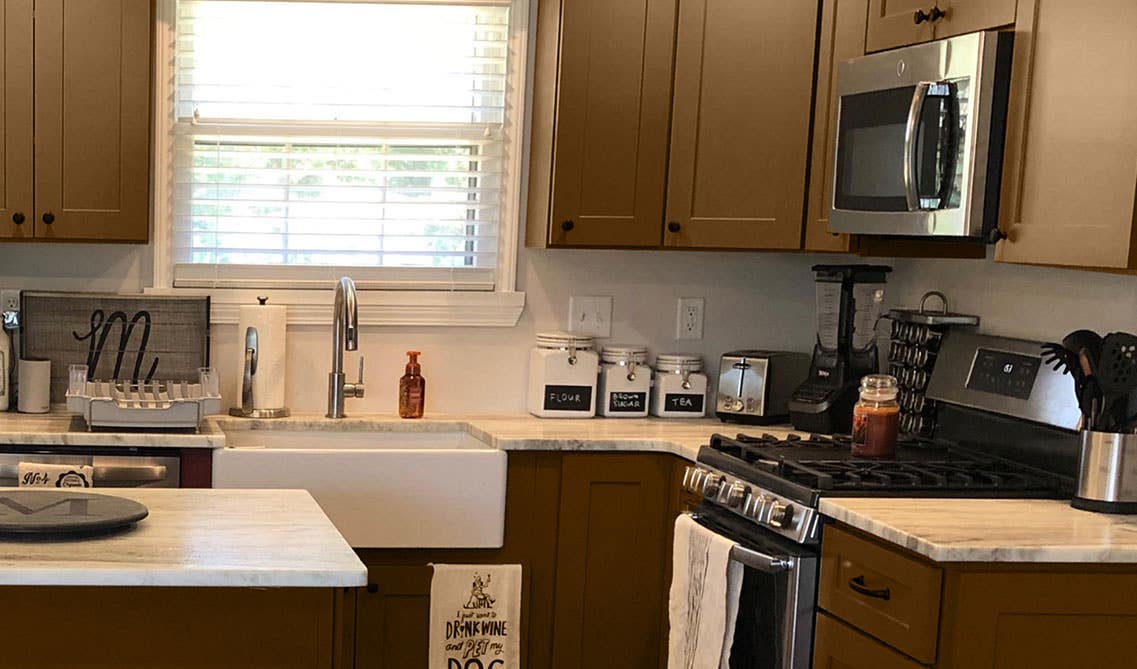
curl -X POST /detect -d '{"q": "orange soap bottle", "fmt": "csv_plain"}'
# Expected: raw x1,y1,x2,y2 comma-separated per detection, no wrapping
399,351,425,418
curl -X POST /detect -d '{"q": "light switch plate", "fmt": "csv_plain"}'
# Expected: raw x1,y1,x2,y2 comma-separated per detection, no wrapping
568,296,612,338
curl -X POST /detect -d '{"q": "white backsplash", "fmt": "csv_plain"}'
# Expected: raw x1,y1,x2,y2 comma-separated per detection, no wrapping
2,243,1135,414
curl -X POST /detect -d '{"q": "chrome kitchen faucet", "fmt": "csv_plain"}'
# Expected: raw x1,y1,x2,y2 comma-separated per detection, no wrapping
327,276,365,418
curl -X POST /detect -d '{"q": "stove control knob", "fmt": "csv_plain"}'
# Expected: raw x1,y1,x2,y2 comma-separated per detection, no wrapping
703,475,726,498
682,466,703,492
725,482,748,508
768,502,795,529
745,494,770,519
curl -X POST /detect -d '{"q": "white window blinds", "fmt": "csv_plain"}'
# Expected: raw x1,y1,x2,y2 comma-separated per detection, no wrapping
171,0,512,290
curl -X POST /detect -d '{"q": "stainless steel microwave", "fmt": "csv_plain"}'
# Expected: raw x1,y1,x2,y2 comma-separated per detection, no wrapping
829,31,1013,240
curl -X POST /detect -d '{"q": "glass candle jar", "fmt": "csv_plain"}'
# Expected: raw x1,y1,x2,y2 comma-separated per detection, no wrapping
852,374,900,458
651,354,707,418
598,345,651,418
527,332,599,418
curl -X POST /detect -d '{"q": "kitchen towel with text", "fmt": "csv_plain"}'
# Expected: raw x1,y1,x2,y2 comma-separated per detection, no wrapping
17,462,94,488
667,513,743,669
429,563,521,669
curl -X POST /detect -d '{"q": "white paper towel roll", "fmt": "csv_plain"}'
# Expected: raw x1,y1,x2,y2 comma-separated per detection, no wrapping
236,302,287,410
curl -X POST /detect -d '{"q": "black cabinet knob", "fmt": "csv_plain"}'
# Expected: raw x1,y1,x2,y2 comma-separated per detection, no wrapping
41,212,55,224
561,220,574,232
11,212,24,225
929,6,946,21
366,583,379,594
914,8,930,23
667,221,681,233
985,227,1008,244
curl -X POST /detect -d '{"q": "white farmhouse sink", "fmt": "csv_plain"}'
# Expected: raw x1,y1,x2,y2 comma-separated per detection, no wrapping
212,428,506,548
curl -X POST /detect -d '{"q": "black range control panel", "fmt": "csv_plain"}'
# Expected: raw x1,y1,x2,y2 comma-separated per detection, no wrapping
965,348,1041,400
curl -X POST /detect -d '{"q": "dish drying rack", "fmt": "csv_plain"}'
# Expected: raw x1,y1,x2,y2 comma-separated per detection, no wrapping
66,367,221,431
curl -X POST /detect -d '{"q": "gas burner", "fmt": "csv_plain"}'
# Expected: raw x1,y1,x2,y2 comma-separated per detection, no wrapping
778,457,1061,492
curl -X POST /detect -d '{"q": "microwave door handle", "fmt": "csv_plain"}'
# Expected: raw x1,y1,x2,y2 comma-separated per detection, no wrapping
936,83,961,208
903,82,931,211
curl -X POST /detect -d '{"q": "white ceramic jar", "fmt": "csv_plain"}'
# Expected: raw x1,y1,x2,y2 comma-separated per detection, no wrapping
651,353,707,418
527,332,599,418
597,345,651,418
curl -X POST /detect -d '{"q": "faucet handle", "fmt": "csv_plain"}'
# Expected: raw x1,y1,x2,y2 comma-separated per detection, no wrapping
345,356,366,399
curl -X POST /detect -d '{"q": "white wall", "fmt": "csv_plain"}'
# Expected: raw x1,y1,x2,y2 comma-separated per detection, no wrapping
2,243,1135,414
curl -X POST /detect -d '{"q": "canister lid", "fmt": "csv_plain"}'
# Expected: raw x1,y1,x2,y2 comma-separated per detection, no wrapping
655,353,703,372
536,331,594,349
601,344,648,364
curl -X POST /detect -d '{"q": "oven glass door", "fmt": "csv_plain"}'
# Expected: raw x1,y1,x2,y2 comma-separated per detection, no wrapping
834,82,964,213
691,506,818,669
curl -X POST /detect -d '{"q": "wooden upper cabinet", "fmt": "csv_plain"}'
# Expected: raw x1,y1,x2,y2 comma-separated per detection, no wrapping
663,0,818,250
804,0,869,253
0,0,34,241
865,0,935,52
995,0,1137,269
33,0,150,242
541,0,676,248
932,0,1016,40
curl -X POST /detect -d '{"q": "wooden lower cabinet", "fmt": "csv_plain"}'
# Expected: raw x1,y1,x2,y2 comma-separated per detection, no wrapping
351,452,689,668
0,586,343,669
818,524,1137,669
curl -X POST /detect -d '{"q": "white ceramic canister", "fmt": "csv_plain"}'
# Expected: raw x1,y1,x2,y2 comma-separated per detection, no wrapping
597,344,651,418
651,353,707,418
527,332,599,418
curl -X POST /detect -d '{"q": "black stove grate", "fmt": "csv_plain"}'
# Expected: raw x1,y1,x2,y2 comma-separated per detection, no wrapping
707,432,1067,495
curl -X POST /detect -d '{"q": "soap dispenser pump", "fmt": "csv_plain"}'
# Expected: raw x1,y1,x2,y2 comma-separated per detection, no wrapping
399,351,425,418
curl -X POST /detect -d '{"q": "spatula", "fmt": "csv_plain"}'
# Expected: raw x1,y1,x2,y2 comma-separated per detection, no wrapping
1096,332,1137,430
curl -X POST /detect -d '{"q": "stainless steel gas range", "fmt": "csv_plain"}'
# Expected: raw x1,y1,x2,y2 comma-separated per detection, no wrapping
679,332,1081,668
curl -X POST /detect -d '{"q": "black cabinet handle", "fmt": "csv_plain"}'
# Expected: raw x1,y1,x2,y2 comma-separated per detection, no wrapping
561,220,574,232
366,583,379,594
11,212,24,225
929,6,946,21
667,221,681,233
914,8,930,23
41,212,55,224
848,575,891,600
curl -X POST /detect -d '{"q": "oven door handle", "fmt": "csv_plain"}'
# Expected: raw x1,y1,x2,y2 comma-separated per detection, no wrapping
903,81,931,211
730,544,793,574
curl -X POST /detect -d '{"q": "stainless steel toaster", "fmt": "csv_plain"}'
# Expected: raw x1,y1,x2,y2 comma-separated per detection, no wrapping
716,350,811,424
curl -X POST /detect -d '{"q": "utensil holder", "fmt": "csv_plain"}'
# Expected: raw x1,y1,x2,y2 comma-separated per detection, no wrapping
1072,430,1137,514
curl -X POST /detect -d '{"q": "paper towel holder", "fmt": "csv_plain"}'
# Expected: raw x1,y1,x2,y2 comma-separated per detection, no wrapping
229,301,291,419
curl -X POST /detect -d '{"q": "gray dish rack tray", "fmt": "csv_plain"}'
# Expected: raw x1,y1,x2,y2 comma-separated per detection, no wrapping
66,379,221,431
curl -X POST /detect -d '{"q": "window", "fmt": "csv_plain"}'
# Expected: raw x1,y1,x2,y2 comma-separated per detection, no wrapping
161,0,527,303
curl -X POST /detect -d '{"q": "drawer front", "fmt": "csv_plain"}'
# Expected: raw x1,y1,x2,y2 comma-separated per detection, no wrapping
813,612,926,669
818,524,942,663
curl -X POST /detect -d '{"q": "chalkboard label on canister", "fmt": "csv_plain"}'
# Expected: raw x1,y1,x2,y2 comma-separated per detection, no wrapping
665,393,704,413
608,391,647,413
544,385,592,412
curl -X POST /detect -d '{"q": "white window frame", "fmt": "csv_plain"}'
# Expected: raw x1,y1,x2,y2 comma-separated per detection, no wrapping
148,0,530,327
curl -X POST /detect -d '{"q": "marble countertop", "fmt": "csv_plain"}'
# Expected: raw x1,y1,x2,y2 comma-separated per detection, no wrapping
0,488,367,587
0,412,224,449
820,498,1137,563
209,413,785,461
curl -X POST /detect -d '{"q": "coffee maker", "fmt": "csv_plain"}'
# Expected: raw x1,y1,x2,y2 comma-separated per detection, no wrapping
789,264,891,434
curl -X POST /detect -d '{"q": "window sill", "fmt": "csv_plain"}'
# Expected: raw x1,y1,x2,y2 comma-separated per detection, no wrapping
143,288,526,327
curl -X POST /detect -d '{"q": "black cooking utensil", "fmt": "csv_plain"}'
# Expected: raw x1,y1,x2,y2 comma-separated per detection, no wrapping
1078,349,1103,431
1096,332,1137,431
1062,330,1103,365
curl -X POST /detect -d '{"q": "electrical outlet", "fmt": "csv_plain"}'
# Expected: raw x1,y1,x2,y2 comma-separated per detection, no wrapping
568,296,613,338
676,297,704,340
0,290,19,313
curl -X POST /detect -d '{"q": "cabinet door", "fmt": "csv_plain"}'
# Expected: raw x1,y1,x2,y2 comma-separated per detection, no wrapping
33,0,150,242
664,0,817,250
551,453,672,668
813,612,926,669
355,566,432,669
995,0,1137,269
932,0,1016,40
865,0,934,52
0,0,33,240
547,0,677,247
804,0,869,253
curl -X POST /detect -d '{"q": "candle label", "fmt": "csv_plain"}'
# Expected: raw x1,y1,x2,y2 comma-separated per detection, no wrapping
608,392,647,413
544,385,592,412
